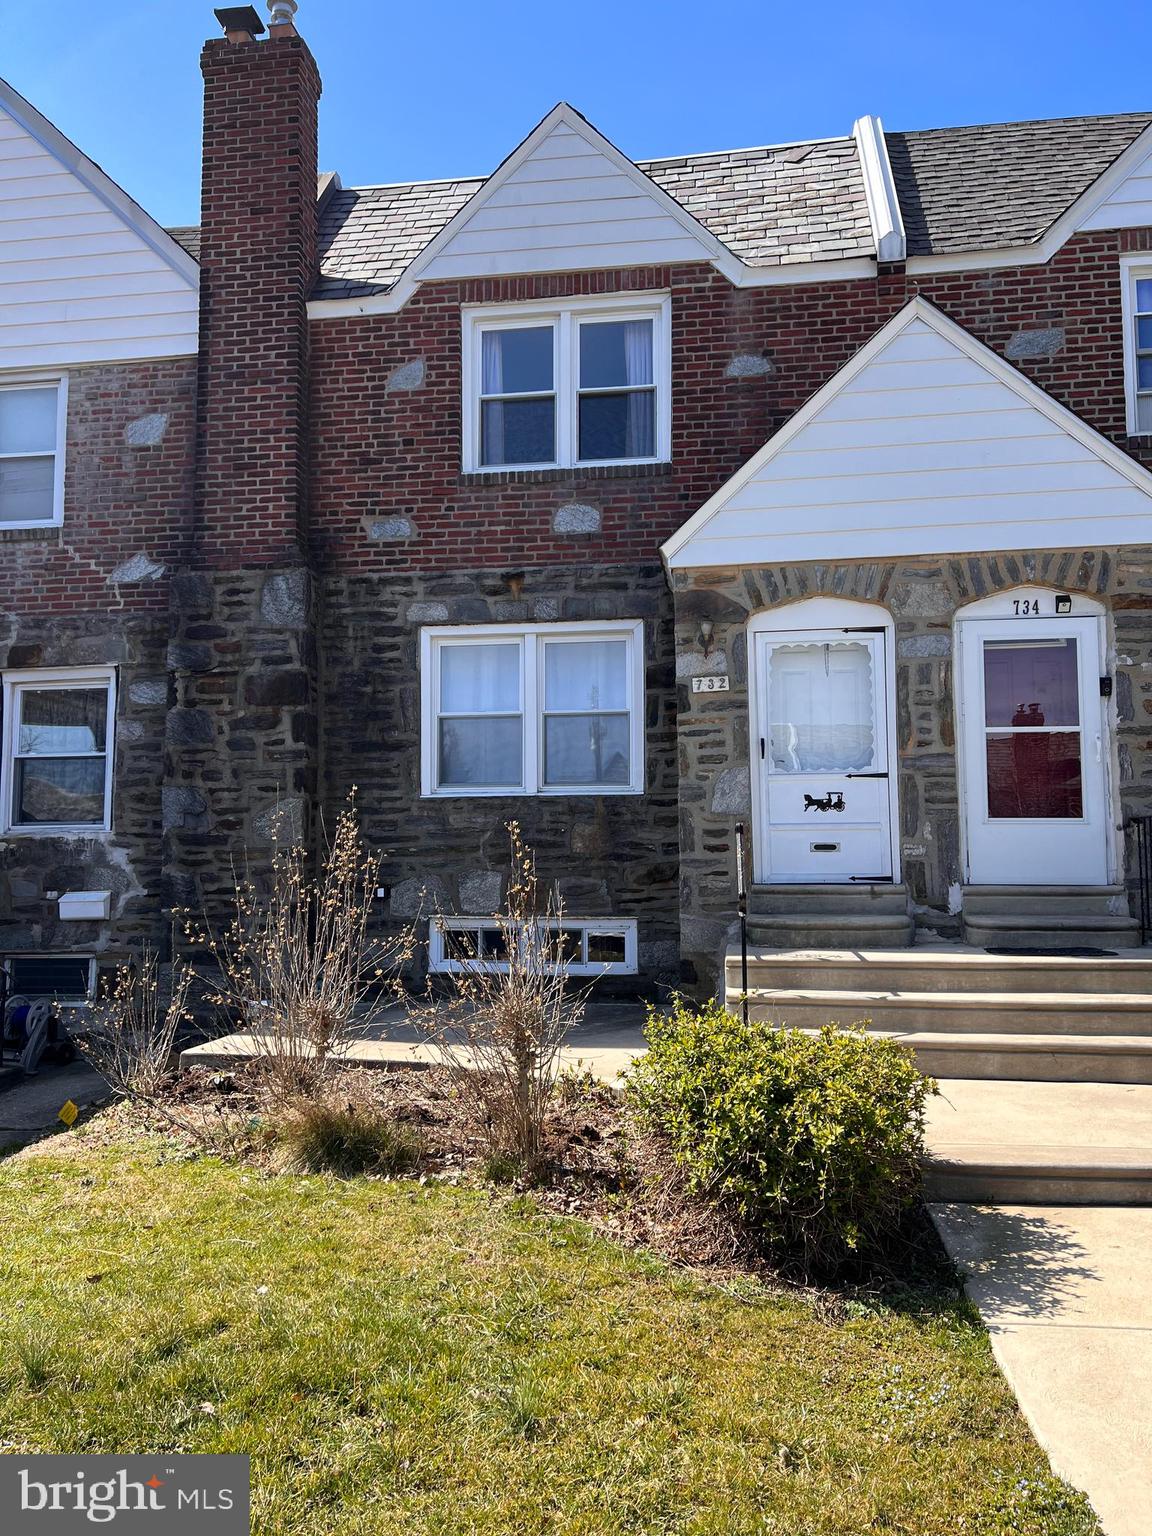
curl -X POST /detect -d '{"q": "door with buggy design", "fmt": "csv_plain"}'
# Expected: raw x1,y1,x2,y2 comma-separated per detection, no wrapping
753,628,893,884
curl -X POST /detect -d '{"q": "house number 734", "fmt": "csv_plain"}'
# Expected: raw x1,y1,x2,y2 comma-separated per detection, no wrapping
1012,599,1042,615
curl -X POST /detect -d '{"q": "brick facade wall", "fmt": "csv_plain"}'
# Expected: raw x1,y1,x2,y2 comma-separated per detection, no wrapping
308,229,1152,582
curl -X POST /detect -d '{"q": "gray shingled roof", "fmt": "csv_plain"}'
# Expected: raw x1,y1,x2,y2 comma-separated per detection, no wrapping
887,111,1152,255
166,225,201,261
170,110,1152,297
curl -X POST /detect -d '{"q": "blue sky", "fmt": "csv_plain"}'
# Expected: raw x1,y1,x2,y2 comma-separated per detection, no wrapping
1,0,1148,228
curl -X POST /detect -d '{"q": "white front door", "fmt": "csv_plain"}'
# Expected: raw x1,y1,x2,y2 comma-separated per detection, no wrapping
958,615,1110,885
753,629,893,883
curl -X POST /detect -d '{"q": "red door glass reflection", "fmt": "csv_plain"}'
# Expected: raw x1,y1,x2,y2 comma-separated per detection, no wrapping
983,640,1083,820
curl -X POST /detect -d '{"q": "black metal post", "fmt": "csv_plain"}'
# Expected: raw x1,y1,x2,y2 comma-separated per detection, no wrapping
735,821,749,1024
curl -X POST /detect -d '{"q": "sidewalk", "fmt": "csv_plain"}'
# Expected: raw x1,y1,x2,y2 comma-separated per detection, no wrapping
932,1204,1152,1536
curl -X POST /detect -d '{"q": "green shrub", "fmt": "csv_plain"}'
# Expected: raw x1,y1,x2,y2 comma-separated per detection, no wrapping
628,999,936,1271
274,1097,423,1178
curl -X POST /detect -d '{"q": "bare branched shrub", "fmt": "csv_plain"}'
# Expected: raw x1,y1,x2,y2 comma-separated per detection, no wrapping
412,824,589,1170
76,948,192,1099
188,794,412,1101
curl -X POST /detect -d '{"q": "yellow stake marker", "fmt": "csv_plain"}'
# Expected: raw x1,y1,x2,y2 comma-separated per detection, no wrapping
58,1100,79,1127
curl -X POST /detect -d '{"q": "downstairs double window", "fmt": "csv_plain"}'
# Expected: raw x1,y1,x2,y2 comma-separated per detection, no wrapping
420,621,644,796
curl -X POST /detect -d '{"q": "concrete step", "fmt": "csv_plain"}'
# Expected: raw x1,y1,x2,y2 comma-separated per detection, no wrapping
729,987,1152,1035
964,913,1142,950
745,913,914,949
963,884,1132,919
725,944,1152,996
879,1030,1152,1085
922,1079,1152,1204
749,883,909,916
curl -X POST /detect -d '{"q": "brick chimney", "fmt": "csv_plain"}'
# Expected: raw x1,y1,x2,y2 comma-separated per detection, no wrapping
195,4,321,564
165,4,322,923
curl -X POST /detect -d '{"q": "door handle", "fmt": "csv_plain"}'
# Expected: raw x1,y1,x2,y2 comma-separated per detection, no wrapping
760,737,765,760
1096,733,1102,764
845,771,888,779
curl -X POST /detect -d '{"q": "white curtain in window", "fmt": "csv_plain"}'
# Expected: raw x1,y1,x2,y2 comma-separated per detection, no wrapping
623,320,655,458
481,332,505,394
544,641,627,711
440,643,519,713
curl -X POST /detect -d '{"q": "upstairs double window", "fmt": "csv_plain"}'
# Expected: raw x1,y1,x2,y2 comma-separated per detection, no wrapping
463,296,670,471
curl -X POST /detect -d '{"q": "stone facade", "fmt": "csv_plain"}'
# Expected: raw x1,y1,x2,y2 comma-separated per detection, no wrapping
319,563,680,990
673,549,1152,994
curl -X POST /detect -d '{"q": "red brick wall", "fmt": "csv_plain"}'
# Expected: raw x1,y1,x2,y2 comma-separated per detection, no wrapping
309,226,1152,573
0,358,196,615
196,30,321,567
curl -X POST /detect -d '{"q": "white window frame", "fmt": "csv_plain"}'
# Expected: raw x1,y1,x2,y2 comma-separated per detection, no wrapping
1120,254,1152,436
1,667,116,835
462,293,672,472
420,620,645,797
430,917,638,976
0,373,68,529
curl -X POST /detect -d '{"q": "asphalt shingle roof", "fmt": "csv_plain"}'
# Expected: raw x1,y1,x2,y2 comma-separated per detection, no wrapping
887,111,1152,255
169,110,1152,297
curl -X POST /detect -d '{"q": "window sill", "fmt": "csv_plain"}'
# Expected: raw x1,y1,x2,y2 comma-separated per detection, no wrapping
458,462,674,488
1,825,111,839
0,525,60,543
422,788,644,800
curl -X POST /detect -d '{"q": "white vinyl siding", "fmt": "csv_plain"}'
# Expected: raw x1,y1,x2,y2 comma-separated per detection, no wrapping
1078,143,1152,233
420,121,715,281
0,102,196,368
420,621,644,797
666,306,1152,568
1,668,115,834
463,294,670,472
430,917,637,976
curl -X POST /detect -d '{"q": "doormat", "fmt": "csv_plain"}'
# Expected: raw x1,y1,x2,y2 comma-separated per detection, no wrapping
984,946,1119,958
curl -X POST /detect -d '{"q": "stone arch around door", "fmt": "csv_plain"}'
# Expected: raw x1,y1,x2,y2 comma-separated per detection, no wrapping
952,585,1118,888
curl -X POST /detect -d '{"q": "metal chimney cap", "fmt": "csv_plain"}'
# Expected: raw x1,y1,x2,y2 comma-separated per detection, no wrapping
214,6,266,35
268,0,299,22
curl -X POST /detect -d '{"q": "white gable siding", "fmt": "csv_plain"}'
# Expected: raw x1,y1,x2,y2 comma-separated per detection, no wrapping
666,314,1152,568
1077,143,1152,232
0,105,196,368
419,123,716,280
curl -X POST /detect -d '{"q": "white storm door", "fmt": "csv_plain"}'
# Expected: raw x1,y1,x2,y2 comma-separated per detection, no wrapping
959,617,1109,885
754,630,893,884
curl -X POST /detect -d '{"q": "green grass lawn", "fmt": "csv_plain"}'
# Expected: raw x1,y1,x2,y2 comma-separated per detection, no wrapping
0,1138,1097,1536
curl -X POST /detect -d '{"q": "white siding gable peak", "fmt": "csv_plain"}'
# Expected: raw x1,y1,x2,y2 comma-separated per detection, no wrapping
0,74,198,368
662,295,1152,569
394,103,743,293
1071,125,1152,234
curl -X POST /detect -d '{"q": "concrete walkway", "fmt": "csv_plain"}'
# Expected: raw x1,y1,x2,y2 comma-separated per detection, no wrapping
0,1061,106,1144
932,1204,1152,1536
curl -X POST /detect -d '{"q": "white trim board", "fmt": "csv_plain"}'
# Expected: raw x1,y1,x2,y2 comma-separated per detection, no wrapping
662,295,1152,569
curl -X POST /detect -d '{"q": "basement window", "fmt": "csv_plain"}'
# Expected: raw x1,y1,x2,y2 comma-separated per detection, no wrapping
462,295,670,471
420,621,644,797
0,668,116,834
430,918,637,976
0,377,67,527
3,954,94,1003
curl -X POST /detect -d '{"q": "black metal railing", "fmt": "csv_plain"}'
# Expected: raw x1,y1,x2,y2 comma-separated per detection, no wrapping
1128,815,1152,945
734,822,749,1023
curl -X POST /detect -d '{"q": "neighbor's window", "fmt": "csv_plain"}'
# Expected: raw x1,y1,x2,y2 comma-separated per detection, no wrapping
0,379,65,526
1132,271,1152,433
464,297,669,471
420,621,644,796
431,918,637,976
1,669,115,832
